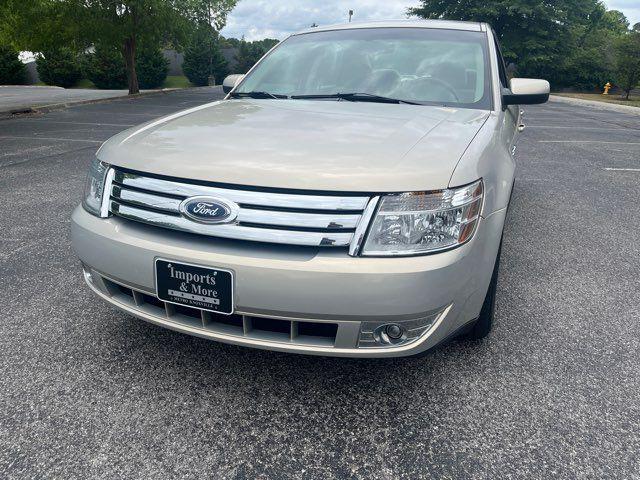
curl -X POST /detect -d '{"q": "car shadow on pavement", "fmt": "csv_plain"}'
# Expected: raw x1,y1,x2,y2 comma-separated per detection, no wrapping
100,309,486,396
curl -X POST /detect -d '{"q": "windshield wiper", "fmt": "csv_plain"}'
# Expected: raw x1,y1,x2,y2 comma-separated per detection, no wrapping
230,91,288,99
290,92,422,105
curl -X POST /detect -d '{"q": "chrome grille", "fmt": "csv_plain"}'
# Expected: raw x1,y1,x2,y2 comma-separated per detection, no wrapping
106,169,378,249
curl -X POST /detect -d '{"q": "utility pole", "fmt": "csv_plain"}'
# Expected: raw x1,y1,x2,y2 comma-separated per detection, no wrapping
348,10,353,22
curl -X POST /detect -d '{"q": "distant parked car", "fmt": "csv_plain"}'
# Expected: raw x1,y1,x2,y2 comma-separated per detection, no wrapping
72,20,549,357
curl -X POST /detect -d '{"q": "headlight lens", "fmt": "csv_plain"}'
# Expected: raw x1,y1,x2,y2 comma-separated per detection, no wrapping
361,180,483,256
82,158,110,217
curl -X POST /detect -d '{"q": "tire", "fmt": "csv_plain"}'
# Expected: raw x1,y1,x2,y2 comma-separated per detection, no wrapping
467,241,502,340
464,178,512,341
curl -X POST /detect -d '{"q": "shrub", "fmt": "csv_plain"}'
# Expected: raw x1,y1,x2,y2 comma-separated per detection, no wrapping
84,45,127,89
235,39,278,74
183,30,228,86
136,48,169,89
36,48,82,88
614,32,640,99
0,45,26,85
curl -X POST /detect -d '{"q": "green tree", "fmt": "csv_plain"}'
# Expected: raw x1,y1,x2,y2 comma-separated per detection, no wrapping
0,0,86,53
601,9,630,33
614,32,640,99
559,6,629,90
0,1,20,46
234,40,255,74
37,48,82,88
220,36,242,48
234,38,278,73
408,0,627,88
84,45,128,89
0,45,26,84
183,27,228,86
72,0,235,94
8,0,237,94
136,47,169,88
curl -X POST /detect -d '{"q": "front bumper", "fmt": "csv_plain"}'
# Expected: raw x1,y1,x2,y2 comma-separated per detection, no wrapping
71,206,506,357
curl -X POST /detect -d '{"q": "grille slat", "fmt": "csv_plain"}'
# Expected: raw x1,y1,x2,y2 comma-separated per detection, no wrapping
113,170,370,211
108,168,371,247
111,202,354,246
112,185,182,213
239,208,359,230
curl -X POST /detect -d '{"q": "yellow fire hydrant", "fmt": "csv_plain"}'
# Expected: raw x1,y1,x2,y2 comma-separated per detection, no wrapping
603,82,611,95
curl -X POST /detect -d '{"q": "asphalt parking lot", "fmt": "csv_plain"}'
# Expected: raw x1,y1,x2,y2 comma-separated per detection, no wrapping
1,88,639,479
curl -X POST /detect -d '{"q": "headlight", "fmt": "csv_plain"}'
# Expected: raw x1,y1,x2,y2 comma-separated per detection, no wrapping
361,180,483,256
82,158,111,217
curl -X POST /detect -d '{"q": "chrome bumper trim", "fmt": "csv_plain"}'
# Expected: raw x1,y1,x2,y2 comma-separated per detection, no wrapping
110,201,355,247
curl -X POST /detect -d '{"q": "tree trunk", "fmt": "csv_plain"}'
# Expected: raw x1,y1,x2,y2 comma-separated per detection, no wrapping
123,36,139,95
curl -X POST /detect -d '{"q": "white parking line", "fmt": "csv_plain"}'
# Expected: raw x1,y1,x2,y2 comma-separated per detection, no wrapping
0,135,103,143
16,120,135,127
603,167,640,172
527,126,632,131
75,111,161,117
539,140,640,144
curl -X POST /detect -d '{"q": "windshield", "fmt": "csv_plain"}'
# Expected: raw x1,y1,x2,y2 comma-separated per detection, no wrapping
235,28,492,109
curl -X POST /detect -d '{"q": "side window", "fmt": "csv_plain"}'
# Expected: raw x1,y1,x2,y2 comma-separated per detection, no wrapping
493,36,509,88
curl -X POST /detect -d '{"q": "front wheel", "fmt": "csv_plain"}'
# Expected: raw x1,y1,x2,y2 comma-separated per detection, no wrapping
467,241,502,340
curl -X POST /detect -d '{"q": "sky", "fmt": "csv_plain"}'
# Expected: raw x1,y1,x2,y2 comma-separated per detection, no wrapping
220,0,640,41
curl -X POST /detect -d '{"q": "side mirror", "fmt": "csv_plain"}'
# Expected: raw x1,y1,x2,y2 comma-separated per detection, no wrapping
502,78,550,107
223,74,245,94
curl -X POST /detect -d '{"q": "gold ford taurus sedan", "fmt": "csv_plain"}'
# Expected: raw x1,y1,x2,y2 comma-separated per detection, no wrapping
72,20,549,357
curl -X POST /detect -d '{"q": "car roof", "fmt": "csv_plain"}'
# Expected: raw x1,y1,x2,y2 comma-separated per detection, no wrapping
294,19,485,36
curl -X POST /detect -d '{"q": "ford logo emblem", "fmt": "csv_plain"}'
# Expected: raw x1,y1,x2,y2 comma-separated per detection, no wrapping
179,196,239,224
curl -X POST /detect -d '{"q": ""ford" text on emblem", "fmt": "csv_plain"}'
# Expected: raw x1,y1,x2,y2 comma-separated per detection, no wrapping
179,196,239,224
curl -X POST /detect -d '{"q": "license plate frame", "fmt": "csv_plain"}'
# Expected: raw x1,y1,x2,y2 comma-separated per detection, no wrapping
155,258,234,315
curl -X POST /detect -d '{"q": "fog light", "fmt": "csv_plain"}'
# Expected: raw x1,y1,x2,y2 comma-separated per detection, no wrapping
374,323,407,345
385,324,403,339
358,306,449,349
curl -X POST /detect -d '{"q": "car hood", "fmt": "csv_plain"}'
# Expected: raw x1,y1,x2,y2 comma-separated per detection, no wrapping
99,99,489,192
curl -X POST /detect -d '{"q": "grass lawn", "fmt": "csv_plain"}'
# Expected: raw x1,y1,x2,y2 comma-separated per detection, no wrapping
162,75,193,89
72,79,97,89
34,76,193,90
34,79,96,89
32,75,193,90
554,92,640,108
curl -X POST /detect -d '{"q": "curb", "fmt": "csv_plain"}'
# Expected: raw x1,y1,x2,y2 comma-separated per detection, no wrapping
550,95,640,116
0,85,65,90
0,88,188,118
